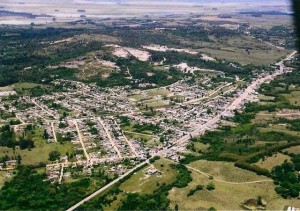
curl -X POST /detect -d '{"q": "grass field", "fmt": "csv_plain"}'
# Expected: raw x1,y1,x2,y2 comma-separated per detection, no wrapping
143,100,169,108
128,94,150,101
198,36,290,65
282,91,300,106
255,153,291,171
284,145,300,155
0,140,74,165
259,126,300,138
0,86,14,91
146,88,171,97
168,160,300,210
0,171,14,189
193,142,210,153
120,158,177,195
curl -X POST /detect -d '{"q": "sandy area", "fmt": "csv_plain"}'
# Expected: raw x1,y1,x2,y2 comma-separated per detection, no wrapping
143,44,198,55
173,63,200,74
98,60,119,69
107,45,151,61
201,54,216,62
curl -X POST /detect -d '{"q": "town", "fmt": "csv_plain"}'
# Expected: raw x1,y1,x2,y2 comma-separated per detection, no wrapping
0,50,296,185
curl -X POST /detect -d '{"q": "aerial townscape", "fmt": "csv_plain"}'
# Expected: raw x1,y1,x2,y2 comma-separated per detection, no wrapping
0,0,300,210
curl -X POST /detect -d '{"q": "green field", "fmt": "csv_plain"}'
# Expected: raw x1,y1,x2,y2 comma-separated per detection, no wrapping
120,159,177,194
0,141,74,165
169,160,300,210
284,145,300,154
282,91,300,106
255,153,291,171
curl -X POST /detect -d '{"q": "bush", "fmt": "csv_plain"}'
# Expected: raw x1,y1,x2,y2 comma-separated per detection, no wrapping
206,182,215,191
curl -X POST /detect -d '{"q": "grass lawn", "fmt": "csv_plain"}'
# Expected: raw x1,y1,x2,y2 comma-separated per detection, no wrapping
255,153,291,171
119,158,177,194
169,160,300,210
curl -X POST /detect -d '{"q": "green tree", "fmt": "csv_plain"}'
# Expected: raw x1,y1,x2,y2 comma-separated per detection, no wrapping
48,151,61,161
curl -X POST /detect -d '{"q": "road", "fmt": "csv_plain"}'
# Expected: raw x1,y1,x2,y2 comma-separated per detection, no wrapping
97,117,122,158
31,99,55,118
186,166,273,185
66,159,149,211
73,120,90,161
51,122,58,143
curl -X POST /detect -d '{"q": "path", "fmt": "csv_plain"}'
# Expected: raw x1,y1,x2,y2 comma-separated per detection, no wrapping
31,99,55,118
58,164,64,184
186,166,273,185
97,117,122,158
51,122,58,143
121,131,138,157
183,82,233,105
73,120,90,161
66,159,149,211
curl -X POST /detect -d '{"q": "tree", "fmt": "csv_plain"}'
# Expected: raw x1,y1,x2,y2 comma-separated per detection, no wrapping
48,151,61,161
206,182,215,191
43,129,49,140
292,0,300,53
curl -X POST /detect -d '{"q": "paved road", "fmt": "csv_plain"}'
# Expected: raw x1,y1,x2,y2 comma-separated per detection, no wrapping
186,166,273,185
66,159,149,211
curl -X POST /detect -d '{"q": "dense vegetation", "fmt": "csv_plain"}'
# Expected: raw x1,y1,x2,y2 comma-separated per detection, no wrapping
0,165,114,210
0,124,34,150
